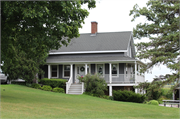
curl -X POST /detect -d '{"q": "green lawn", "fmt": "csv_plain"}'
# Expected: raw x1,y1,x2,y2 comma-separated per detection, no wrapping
1,85,180,119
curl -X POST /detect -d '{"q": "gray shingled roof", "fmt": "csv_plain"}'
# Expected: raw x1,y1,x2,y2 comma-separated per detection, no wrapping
50,31,132,52
46,56,137,63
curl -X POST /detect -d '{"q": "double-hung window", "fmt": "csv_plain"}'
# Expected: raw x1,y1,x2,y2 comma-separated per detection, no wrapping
97,64,104,76
112,64,118,77
51,65,57,78
64,65,70,77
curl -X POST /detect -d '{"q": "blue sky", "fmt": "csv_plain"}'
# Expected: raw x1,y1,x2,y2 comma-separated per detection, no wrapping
78,0,175,82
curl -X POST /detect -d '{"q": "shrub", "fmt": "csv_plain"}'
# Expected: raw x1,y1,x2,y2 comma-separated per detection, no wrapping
40,78,67,88
52,87,65,93
157,96,168,104
161,88,173,99
31,83,41,89
113,90,146,103
147,100,159,106
11,81,26,85
41,85,52,91
152,90,162,100
78,74,107,97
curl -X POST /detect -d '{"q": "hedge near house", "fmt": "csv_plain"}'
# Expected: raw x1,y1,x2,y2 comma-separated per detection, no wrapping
113,90,145,103
40,78,67,88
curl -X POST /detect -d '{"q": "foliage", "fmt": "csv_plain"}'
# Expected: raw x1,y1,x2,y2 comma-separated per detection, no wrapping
1,1,96,83
52,87,65,93
41,85,52,91
147,100,159,106
130,0,180,89
78,76,85,82
161,88,173,99
78,74,107,97
31,83,41,89
135,82,163,100
11,81,26,85
135,81,173,101
157,96,168,104
113,90,146,103
40,78,67,88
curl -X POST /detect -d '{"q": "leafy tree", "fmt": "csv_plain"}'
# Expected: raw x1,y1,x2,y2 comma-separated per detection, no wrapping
130,0,179,88
1,1,96,83
134,81,162,100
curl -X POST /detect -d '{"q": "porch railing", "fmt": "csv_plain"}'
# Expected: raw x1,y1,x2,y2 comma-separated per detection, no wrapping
82,82,84,94
136,75,145,83
66,77,72,94
104,74,145,84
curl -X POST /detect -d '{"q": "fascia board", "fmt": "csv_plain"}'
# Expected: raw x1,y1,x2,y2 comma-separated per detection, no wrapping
49,50,128,55
46,60,137,64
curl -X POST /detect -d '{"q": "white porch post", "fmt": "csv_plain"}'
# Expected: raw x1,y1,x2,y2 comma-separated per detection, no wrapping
70,64,73,79
48,64,51,79
109,85,112,96
85,64,87,75
57,65,59,78
135,61,137,84
135,88,138,93
109,63,112,83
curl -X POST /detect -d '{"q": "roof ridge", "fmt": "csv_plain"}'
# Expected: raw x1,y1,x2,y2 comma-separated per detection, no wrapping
79,31,132,34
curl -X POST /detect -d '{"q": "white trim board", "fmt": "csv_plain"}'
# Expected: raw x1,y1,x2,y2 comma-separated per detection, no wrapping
49,50,128,55
107,84,136,86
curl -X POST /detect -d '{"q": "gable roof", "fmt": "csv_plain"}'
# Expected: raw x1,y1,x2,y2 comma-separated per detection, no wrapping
50,31,132,53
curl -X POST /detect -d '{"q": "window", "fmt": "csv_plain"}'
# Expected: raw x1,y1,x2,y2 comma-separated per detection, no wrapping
126,65,128,75
87,65,90,73
97,64,103,75
131,65,133,74
64,65,70,77
51,65,57,77
77,66,79,74
112,64,118,76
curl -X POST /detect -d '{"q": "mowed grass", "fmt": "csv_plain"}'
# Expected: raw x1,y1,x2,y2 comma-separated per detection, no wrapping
1,85,180,119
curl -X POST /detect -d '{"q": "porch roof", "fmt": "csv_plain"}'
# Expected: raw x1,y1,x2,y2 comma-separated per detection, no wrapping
46,56,143,64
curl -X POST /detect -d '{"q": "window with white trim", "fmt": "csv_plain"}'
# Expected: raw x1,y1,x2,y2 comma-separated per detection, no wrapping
64,65,70,77
97,64,103,75
51,65,57,78
112,64,118,76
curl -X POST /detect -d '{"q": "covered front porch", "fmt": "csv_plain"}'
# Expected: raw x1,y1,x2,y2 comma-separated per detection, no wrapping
43,61,145,96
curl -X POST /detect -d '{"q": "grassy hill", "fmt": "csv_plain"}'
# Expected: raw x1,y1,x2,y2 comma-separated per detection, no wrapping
1,84,179,118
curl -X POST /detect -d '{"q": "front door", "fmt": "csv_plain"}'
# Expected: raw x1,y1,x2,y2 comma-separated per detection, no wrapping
75,64,90,83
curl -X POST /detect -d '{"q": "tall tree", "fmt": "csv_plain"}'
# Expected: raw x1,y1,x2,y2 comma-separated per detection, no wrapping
129,0,179,88
1,1,96,83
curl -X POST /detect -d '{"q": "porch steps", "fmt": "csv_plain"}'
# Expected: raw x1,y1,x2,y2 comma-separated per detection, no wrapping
68,84,82,95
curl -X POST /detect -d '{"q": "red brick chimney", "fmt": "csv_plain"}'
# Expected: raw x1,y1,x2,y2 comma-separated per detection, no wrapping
91,21,98,34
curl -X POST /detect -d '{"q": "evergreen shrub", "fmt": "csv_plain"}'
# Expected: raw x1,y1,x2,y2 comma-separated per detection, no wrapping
31,83,41,89
41,85,52,91
147,100,159,106
52,87,65,93
113,90,145,103
40,78,67,88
